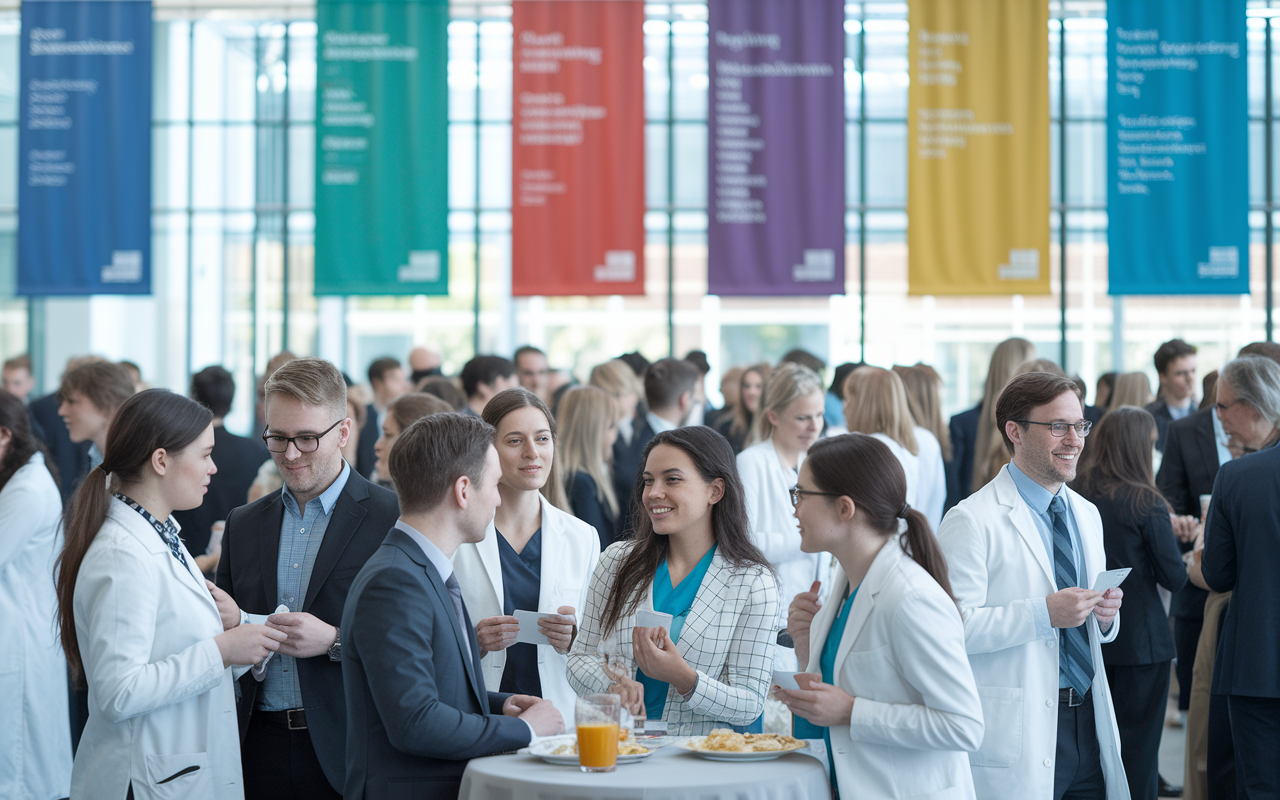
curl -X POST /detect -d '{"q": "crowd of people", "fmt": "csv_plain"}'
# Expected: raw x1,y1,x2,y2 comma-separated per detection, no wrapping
1,335,1278,800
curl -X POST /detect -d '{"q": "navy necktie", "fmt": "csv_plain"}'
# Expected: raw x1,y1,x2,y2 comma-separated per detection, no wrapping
444,573,473,669
1049,495,1094,696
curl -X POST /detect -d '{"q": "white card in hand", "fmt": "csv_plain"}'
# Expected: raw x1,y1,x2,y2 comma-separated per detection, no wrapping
636,609,673,634
1092,568,1132,593
251,604,290,681
772,670,800,690
514,610,572,646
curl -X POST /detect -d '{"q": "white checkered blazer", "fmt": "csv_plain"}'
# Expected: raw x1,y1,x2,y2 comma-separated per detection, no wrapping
566,541,781,733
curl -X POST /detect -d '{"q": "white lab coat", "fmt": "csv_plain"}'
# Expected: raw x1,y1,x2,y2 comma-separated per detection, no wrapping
936,467,1129,800
872,428,946,531
806,541,983,800
737,439,828,671
70,497,245,800
452,495,601,720
0,453,72,800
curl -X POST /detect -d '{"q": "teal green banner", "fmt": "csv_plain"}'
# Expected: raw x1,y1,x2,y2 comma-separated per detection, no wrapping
315,0,448,295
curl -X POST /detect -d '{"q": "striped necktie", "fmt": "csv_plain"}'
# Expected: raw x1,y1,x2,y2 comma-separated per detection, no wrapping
1049,495,1093,696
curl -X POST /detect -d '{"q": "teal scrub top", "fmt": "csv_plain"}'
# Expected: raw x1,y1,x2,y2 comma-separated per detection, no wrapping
794,584,859,796
636,545,718,720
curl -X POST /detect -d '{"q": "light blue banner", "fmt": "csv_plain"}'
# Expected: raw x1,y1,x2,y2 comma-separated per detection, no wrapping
1107,0,1248,295
18,0,152,296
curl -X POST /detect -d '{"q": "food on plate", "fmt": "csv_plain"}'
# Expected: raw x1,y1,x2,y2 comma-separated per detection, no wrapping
550,741,650,757
694,729,805,753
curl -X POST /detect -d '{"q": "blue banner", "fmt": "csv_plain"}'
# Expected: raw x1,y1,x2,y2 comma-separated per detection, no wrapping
19,0,152,295
1107,0,1248,295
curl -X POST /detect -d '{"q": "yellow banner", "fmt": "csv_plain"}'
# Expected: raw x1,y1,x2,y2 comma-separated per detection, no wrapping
908,0,1050,295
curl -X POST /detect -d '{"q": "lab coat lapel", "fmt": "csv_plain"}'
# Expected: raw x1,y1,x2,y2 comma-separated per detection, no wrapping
994,469,1056,587
804,568,846,673
476,520,504,612
536,496,559,614
111,502,217,613
832,542,898,676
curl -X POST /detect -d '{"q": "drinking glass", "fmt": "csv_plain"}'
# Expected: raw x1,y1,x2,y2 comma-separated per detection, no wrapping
575,693,621,773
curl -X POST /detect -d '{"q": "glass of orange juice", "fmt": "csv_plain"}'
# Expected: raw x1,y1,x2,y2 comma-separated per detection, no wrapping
575,693,621,773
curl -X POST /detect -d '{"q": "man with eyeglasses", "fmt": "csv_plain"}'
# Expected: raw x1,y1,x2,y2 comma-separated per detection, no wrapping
212,357,400,799
937,371,1128,800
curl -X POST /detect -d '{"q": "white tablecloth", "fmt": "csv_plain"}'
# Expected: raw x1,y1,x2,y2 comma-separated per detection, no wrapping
460,744,831,800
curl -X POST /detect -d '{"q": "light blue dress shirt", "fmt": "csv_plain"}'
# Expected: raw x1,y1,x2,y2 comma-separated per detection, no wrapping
259,461,351,712
1212,407,1233,467
646,410,677,435
1006,462,1090,690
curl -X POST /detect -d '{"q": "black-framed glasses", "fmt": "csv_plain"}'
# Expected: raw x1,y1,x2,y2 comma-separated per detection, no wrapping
1013,420,1093,438
262,419,345,453
789,486,842,507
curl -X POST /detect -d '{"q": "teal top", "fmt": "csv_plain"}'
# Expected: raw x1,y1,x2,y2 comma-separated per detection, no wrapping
794,584,859,796
636,544,718,720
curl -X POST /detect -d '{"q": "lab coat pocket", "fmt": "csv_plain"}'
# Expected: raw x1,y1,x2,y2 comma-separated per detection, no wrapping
142,752,214,800
845,645,905,703
968,686,1023,768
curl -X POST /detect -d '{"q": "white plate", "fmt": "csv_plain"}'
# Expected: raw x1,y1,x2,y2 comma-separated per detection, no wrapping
673,736,808,762
525,735,655,767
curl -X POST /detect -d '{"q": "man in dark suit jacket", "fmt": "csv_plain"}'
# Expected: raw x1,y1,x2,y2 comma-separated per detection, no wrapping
1147,339,1199,452
355,356,409,479
342,412,562,800
174,366,271,566
212,358,400,799
1201,355,1280,798
1156,406,1221,717
947,402,981,511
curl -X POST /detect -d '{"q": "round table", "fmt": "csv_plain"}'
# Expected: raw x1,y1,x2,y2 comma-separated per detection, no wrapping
459,743,831,800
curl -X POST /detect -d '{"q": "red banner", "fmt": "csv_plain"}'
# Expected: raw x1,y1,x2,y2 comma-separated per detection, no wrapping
511,0,645,297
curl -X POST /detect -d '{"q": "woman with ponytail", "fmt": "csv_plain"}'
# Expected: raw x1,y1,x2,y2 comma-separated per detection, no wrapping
56,389,286,800
776,433,982,800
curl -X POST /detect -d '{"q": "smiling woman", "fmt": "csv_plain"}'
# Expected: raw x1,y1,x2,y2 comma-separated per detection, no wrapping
566,427,780,734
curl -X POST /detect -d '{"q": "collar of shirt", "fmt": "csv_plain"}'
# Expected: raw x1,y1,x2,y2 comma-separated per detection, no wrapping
114,492,179,535
1167,399,1194,421
646,410,678,434
281,460,351,518
1006,460,1063,517
88,442,103,470
395,519,456,584
1212,407,1233,466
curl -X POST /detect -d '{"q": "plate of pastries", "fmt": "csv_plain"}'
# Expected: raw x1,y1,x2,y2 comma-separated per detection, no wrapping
674,729,808,762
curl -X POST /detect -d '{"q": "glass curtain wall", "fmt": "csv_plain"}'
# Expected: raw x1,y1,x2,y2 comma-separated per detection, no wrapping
1,0,1277,429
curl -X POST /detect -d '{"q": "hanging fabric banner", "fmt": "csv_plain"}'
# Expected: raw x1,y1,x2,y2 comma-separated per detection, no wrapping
18,0,152,295
314,0,448,295
907,0,1049,296
510,0,645,297
706,0,845,297
1107,0,1248,295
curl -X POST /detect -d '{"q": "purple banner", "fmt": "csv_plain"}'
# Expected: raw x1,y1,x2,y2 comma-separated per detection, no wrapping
707,0,845,297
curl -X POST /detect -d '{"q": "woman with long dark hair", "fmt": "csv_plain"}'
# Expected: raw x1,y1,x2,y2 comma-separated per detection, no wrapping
776,433,982,800
566,426,780,733
453,388,601,721
0,389,71,800
56,389,286,800
1071,406,1187,800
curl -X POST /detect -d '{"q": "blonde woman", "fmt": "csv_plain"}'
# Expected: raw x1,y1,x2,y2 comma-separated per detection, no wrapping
717,363,770,454
958,337,1035,497
1109,371,1156,411
844,367,946,530
736,363,830,670
558,385,622,548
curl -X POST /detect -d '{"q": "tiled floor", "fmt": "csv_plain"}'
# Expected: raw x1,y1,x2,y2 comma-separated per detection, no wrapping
1159,717,1187,788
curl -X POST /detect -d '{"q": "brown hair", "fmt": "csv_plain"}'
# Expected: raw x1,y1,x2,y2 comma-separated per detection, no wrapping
0,389,57,491
481,387,570,511
599,427,772,635
56,390,213,683
1070,406,1169,517
388,412,495,514
643,358,700,411
894,364,952,461
729,363,771,440
389,392,454,432
416,375,466,410
971,338,1036,492
264,357,347,418
1200,370,1219,410
975,357,1066,487
842,366,918,455
58,361,135,415
805,433,953,599
995,372,1084,456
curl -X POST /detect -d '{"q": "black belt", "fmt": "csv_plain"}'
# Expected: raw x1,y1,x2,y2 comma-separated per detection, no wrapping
1059,687,1090,707
257,708,308,730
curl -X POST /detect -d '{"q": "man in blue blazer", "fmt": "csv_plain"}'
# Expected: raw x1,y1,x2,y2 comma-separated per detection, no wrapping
342,412,563,800
1200,355,1280,799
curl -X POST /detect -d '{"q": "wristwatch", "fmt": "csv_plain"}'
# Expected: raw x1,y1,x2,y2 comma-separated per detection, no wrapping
327,627,341,662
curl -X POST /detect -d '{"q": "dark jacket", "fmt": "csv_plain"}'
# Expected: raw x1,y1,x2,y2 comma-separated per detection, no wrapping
215,469,399,792
568,470,618,550
355,402,379,479
1087,490,1187,665
28,392,91,503
948,403,981,507
1155,408,1220,620
342,527,530,800
172,424,270,558
1145,398,1192,453
611,413,656,532
1202,442,1280,698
